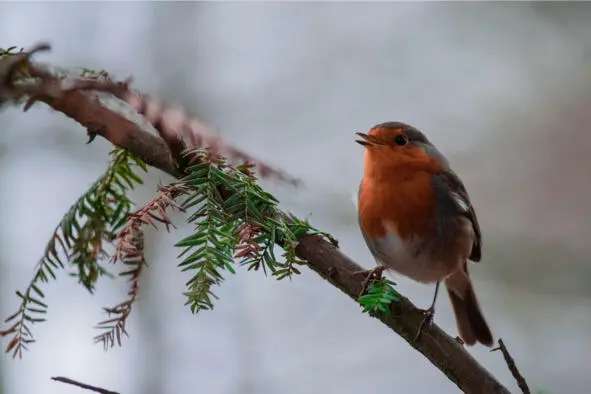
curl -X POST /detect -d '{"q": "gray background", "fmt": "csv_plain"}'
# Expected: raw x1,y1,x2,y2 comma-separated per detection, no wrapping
1,3,590,394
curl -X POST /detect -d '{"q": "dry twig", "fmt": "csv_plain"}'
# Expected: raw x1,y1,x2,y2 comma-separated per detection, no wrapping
117,88,301,186
234,222,263,260
94,184,189,348
492,338,531,394
51,376,119,394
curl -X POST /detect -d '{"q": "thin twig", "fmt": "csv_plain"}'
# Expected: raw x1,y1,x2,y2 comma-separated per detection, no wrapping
491,338,531,394
51,376,119,394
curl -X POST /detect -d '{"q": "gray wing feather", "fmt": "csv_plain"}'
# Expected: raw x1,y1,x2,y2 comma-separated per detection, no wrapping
432,170,482,262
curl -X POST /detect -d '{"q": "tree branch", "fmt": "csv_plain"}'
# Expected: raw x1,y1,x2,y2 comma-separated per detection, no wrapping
296,236,510,394
1,45,514,394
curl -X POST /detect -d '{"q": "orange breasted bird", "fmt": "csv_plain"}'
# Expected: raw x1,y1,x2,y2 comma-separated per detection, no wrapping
356,121,493,346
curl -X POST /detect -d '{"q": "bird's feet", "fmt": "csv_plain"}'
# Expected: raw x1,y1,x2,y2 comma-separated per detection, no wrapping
413,306,435,343
354,266,386,298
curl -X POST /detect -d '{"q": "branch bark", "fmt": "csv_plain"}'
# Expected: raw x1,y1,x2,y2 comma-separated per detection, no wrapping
1,51,513,394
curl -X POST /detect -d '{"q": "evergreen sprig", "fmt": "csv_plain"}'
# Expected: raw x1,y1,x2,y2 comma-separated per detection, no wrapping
176,150,316,314
1,147,329,355
358,278,400,316
0,148,147,357
223,162,306,278
176,152,238,313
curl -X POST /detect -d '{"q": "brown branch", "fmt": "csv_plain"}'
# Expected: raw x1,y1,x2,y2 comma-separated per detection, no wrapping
492,339,531,394
0,43,50,103
1,48,300,186
1,44,515,394
296,236,509,394
51,376,119,394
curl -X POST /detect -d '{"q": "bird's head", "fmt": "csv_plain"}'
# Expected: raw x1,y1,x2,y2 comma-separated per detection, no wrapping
356,121,448,173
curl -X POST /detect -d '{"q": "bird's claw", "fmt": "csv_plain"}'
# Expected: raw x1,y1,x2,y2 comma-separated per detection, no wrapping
413,306,435,343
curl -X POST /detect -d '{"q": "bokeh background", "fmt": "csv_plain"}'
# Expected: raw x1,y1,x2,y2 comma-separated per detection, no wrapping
1,2,591,394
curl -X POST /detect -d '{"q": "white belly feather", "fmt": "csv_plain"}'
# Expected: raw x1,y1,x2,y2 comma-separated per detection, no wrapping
368,221,472,284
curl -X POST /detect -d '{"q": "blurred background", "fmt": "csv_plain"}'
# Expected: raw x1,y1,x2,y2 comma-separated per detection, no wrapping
1,2,591,394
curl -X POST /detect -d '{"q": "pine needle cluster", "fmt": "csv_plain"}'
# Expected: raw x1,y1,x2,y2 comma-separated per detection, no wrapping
0,147,335,356
177,150,311,313
0,149,147,357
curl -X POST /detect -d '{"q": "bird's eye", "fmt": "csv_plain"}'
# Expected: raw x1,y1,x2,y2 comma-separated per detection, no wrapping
394,135,408,146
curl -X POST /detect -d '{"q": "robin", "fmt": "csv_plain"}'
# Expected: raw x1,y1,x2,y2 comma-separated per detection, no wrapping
355,121,493,347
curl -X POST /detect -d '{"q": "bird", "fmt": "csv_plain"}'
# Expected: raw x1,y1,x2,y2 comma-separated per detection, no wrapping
355,121,493,347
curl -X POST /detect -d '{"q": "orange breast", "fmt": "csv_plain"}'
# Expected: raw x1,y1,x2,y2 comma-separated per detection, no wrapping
359,169,438,240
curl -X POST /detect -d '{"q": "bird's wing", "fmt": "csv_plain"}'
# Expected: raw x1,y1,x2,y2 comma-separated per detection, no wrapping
434,169,482,262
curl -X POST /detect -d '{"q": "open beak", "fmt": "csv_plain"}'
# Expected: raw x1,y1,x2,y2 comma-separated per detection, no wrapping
355,132,384,147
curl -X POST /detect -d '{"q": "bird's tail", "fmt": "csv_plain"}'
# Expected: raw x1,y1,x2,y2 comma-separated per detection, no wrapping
444,266,493,347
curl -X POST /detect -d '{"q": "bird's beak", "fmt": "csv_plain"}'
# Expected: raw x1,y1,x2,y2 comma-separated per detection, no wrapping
355,132,384,147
